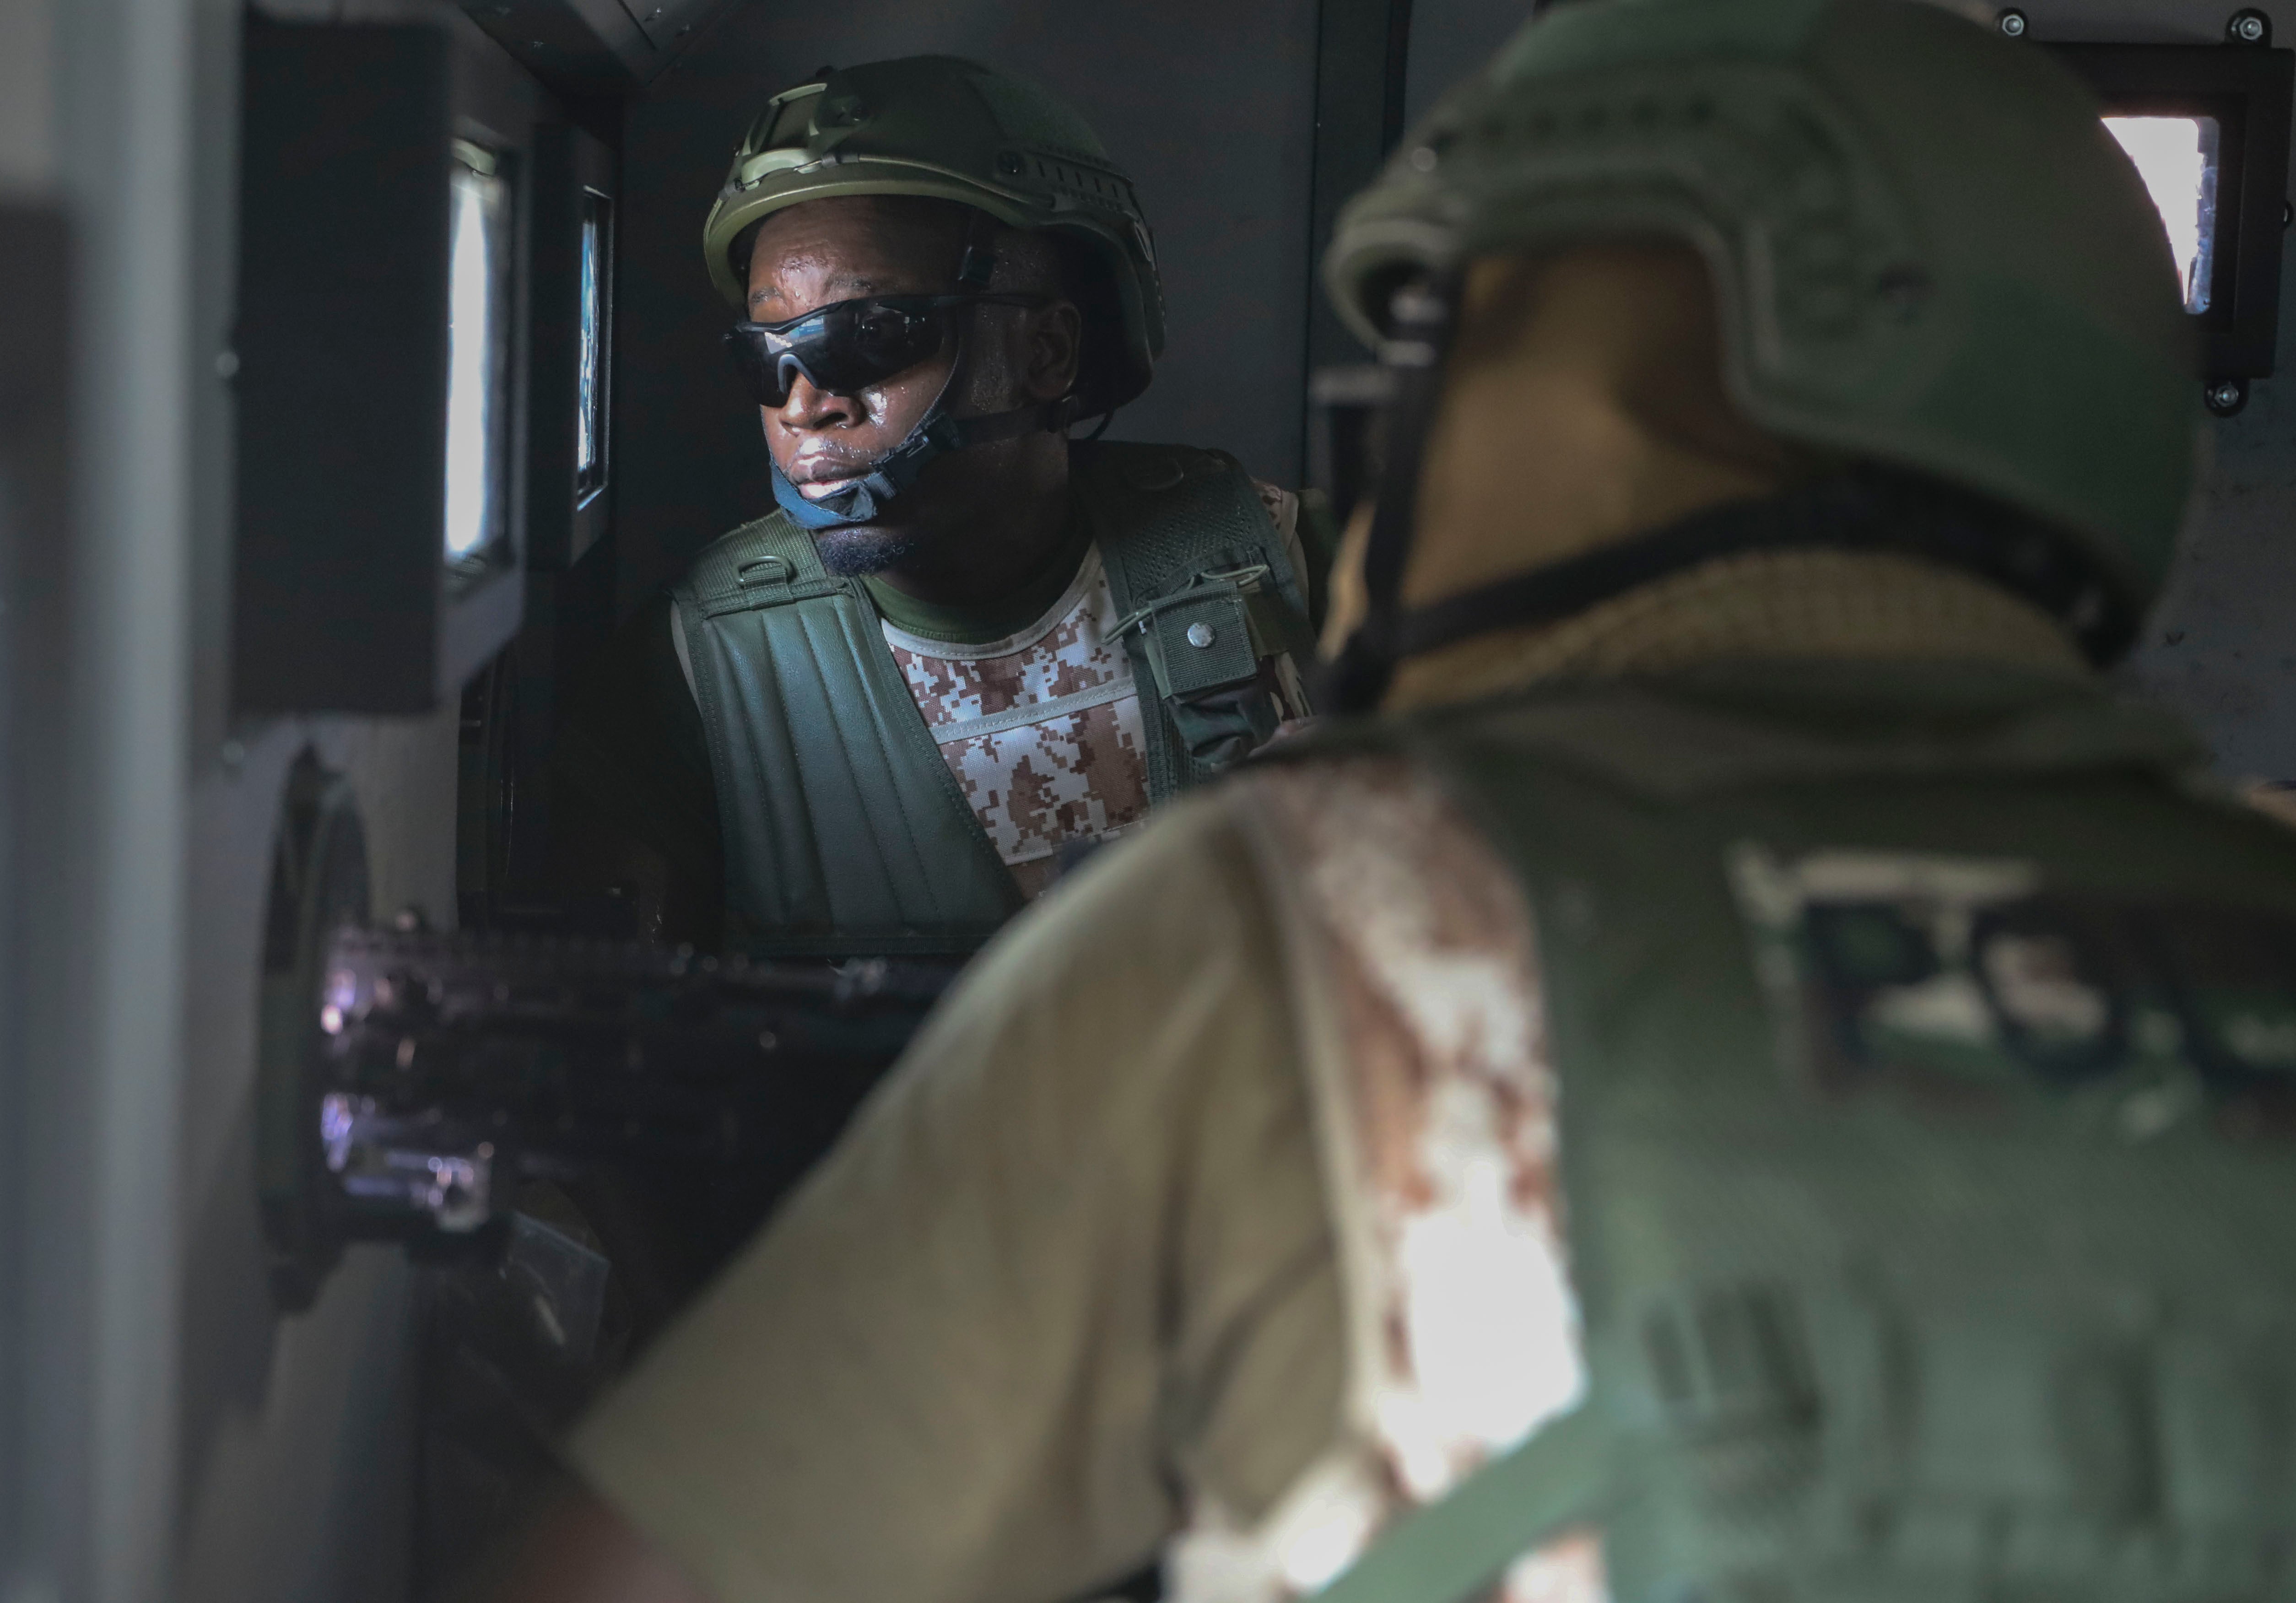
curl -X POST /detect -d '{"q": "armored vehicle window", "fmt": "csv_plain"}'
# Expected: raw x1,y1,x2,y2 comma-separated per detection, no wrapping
578,189,613,505
2105,114,2220,311
445,140,514,569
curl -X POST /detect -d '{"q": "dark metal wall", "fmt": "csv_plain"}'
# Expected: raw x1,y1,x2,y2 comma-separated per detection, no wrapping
609,0,1320,612
1301,0,1412,394
2010,0,2296,777
1404,0,1531,124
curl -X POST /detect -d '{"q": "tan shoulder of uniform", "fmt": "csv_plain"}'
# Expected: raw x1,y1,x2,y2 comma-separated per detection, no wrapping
567,784,1336,1603
1251,480,1308,591
2237,780,2296,833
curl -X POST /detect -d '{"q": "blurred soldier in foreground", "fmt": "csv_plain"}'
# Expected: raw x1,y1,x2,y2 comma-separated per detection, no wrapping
482,1,2296,1599
556,56,1321,955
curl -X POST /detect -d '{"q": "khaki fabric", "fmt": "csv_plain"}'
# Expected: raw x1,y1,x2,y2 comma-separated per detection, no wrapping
567,796,1347,1603
1386,548,2088,712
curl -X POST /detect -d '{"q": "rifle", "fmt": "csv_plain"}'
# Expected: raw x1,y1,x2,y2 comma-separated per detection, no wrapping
259,917,956,1312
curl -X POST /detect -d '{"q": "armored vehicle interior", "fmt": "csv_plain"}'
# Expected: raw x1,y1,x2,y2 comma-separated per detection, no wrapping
0,0,2289,1596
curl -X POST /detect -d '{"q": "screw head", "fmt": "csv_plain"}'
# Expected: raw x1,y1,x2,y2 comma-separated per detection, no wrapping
2206,378,2248,415
1997,8,2028,36
2230,8,2272,43
1876,264,1932,321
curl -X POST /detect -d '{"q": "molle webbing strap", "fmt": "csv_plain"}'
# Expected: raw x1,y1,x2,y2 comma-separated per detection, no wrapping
1311,1407,1624,1603
671,513,1020,955
1393,470,2140,672
1077,441,1317,798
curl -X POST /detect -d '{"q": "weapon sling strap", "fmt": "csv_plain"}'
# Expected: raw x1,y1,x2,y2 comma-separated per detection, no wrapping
1311,1406,1627,1603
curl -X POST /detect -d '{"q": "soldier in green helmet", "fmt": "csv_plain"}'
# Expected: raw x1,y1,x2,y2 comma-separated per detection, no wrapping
479,4,2296,1601
555,56,1324,956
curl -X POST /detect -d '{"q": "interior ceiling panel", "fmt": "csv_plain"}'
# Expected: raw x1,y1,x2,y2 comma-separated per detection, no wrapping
453,0,737,91
610,0,1317,610
1992,0,2231,42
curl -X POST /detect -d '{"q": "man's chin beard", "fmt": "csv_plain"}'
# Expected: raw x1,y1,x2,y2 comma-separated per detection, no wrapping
813,524,924,578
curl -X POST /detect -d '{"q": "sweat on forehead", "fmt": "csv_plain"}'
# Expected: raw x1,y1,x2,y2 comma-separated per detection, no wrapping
741,195,1064,302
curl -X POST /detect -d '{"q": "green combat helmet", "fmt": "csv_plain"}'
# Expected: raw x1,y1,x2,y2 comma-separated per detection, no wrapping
702,55,1164,420
1319,0,2200,704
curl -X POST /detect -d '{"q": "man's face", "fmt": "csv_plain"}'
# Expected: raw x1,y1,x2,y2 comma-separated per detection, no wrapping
743,197,1079,574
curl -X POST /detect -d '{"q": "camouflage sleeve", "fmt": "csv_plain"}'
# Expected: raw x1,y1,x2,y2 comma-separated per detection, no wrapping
1253,480,1338,634
1253,480,1307,585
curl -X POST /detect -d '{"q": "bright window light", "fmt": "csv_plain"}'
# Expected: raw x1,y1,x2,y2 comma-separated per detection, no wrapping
2104,114,2220,313
444,143,512,563
577,189,612,501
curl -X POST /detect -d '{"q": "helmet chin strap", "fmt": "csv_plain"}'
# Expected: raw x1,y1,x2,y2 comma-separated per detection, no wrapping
1321,274,2137,710
1319,275,1463,716
770,211,1070,532
769,399,1060,529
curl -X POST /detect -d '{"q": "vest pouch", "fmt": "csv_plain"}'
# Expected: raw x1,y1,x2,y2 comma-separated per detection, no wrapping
1082,441,1318,791
1169,679,1286,771
1144,589,1258,694
1133,580,1283,770
1641,1280,1823,1512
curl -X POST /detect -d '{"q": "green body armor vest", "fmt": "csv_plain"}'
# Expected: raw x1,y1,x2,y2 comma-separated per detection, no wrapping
1313,664,2296,1603
671,441,1316,956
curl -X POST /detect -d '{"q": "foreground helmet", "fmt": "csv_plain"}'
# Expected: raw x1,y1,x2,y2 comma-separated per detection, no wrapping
703,55,1164,420
1325,0,2199,619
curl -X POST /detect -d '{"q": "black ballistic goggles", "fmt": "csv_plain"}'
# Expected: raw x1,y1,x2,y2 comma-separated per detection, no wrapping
724,292,1046,407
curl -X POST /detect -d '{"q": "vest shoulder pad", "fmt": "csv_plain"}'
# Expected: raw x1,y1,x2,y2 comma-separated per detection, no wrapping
674,511,842,619
1070,440,1273,594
